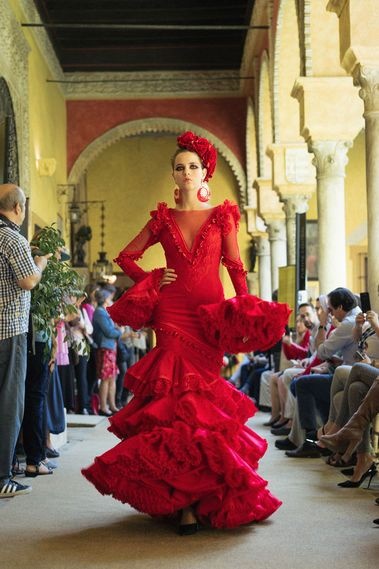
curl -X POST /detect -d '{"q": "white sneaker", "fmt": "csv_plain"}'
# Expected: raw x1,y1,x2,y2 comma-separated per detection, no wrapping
0,480,32,498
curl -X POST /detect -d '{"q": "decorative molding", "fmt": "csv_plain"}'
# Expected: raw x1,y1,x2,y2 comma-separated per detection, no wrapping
18,0,65,90
257,51,271,178
295,0,312,77
0,0,30,190
309,140,352,180
59,70,240,98
0,78,19,184
245,97,257,206
68,117,247,207
302,0,313,77
271,0,282,143
36,158,57,177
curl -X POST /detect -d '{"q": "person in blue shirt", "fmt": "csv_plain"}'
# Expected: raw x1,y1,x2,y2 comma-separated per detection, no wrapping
93,288,121,416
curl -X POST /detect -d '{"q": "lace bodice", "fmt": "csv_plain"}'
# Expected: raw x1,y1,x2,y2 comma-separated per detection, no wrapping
114,200,248,296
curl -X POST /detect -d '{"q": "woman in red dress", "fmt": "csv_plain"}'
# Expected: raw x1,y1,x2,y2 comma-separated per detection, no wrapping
82,132,290,535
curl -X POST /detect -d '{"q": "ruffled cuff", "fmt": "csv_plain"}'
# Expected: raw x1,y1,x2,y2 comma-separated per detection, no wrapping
114,251,148,283
107,268,164,329
198,295,291,353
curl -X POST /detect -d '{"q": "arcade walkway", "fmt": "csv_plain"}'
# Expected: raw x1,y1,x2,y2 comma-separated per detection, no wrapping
1,413,378,569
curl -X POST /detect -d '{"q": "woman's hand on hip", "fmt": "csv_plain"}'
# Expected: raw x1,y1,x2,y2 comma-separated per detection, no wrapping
159,268,177,288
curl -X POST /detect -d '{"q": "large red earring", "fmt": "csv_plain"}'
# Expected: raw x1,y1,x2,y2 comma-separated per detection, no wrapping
197,181,210,203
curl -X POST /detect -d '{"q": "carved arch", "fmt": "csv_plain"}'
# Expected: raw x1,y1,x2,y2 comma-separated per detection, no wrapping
68,118,247,207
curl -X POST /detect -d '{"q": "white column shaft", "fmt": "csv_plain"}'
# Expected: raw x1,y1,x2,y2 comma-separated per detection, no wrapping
311,140,351,293
257,236,272,300
365,114,379,308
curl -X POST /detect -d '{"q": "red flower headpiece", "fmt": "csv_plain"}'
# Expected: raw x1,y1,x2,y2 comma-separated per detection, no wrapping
177,131,217,181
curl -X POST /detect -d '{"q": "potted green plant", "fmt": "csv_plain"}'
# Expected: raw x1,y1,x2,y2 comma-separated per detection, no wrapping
30,224,85,353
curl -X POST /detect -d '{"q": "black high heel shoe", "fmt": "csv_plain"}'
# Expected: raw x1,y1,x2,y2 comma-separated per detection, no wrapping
178,522,199,536
337,464,377,488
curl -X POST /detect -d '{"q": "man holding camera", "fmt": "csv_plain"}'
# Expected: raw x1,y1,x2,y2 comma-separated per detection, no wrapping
0,184,50,498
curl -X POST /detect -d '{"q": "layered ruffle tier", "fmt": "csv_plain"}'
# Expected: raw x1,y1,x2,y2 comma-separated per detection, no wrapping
82,332,281,529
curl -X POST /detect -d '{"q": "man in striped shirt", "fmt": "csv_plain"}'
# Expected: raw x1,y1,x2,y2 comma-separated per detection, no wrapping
0,184,50,498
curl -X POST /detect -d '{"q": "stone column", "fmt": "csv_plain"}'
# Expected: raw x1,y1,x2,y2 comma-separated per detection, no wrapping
281,195,310,266
291,76,363,294
309,139,352,292
266,144,316,268
266,218,287,292
353,65,379,309
257,234,272,300
253,177,287,294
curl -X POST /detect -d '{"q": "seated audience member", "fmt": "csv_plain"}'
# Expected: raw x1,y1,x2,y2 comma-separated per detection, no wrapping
238,352,269,403
273,297,333,435
267,303,319,430
269,314,311,433
276,287,361,457
314,308,379,472
320,375,379,488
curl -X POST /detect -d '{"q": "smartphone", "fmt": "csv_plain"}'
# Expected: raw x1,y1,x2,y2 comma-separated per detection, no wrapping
31,248,46,257
360,292,371,313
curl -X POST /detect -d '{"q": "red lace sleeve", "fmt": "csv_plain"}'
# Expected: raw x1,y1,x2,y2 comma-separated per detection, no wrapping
218,201,248,295
114,203,168,283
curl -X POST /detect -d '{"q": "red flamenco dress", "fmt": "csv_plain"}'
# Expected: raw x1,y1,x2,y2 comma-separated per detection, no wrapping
82,200,290,528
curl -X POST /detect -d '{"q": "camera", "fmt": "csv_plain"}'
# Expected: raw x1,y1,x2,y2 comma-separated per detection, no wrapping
354,349,366,361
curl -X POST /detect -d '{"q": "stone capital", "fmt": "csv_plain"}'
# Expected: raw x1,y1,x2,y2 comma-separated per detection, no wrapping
309,140,352,179
282,195,310,219
256,234,270,256
291,76,364,142
266,218,287,242
352,62,379,114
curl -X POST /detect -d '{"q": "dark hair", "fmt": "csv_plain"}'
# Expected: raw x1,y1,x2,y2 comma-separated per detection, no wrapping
298,302,314,310
170,148,202,170
94,288,112,306
328,287,358,312
0,185,25,212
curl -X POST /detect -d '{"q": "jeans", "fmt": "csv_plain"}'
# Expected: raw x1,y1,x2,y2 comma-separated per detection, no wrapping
294,373,333,434
0,334,27,484
23,340,49,466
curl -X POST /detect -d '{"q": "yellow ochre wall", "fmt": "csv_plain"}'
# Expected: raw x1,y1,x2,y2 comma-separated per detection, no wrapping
85,135,250,298
345,129,367,292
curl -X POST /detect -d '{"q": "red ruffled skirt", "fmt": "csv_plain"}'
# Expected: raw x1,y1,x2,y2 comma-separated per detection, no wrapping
82,324,282,528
